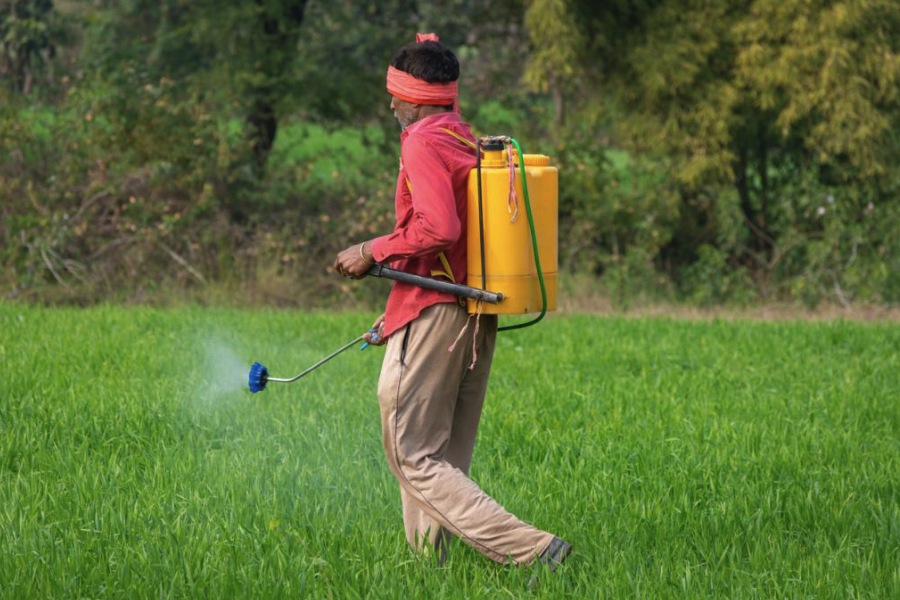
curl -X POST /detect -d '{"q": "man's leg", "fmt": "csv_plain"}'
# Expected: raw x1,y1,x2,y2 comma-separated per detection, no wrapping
436,311,499,559
446,312,496,473
378,303,554,565
399,487,445,559
379,304,462,558
399,312,498,562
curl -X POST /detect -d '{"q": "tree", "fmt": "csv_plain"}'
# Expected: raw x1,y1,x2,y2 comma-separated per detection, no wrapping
0,0,62,95
82,0,310,170
525,0,900,302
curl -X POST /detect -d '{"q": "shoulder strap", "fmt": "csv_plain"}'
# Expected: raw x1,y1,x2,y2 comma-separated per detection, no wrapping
438,126,479,151
430,251,456,283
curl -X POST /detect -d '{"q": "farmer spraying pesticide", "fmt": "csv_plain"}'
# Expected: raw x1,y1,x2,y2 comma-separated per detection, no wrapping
332,34,571,574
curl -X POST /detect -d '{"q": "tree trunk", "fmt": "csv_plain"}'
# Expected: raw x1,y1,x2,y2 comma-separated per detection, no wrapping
735,146,751,227
247,98,278,168
735,144,770,255
758,128,768,231
245,0,309,170
553,85,565,128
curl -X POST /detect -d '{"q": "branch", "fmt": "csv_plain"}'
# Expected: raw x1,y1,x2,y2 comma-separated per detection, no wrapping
739,207,777,249
88,236,137,261
832,275,852,309
158,241,207,285
40,248,72,290
43,247,87,285
844,240,859,270
698,185,777,251
72,189,112,224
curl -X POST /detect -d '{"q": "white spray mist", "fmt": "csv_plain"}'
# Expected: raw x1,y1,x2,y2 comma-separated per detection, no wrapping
189,335,251,407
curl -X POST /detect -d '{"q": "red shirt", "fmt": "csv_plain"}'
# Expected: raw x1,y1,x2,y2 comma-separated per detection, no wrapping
371,112,477,338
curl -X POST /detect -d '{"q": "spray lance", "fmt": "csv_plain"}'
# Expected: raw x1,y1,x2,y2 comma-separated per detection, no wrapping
247,273,503,393
247,136,556,393
247,274,502,393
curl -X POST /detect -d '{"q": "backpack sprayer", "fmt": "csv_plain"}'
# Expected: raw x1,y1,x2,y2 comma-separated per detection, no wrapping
247,136,557,393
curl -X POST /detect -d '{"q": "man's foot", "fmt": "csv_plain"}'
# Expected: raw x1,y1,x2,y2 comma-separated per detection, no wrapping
529,536,572,589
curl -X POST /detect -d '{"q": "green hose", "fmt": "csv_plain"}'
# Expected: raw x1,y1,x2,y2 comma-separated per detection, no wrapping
498,138,547,332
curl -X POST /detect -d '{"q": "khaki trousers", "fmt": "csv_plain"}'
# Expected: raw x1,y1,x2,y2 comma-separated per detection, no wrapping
377,302,554,565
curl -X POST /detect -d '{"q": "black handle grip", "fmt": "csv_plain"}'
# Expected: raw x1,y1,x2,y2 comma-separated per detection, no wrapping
367,264,503,304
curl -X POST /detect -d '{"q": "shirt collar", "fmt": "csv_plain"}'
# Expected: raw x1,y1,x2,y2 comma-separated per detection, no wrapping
400,111,461,141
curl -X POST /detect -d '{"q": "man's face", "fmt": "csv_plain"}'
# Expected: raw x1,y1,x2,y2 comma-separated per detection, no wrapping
390,96,419,130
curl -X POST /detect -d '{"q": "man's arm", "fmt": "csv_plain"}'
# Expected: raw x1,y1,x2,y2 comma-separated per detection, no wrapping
334,134,460,278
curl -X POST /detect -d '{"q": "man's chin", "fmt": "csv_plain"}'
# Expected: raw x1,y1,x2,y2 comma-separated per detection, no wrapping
395,116,412,131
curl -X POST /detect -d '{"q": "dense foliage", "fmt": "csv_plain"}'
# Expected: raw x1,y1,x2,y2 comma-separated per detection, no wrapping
528,0,900,306
2,0,898,307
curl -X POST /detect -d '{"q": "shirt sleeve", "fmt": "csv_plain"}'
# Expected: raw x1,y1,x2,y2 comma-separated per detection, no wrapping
370,134,461,263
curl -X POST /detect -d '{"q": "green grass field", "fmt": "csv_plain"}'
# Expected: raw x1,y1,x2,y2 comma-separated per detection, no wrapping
2,303,899,598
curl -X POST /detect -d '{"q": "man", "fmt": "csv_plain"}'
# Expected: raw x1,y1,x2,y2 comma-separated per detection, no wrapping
333,34,571,572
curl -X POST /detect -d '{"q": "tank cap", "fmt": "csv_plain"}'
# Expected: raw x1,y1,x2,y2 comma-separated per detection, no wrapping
523,154,551,167
481,139,504,151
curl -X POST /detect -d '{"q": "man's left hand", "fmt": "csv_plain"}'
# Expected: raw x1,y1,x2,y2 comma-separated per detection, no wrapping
334,241,375,279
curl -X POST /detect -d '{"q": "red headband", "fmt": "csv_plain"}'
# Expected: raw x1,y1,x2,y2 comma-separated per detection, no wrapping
386,66,457,105
386,33,460,114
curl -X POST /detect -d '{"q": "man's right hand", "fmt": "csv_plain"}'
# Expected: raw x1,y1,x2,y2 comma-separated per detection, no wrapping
364,314,386,346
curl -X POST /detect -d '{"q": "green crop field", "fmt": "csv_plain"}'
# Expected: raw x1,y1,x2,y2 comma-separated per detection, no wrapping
1,303,899,598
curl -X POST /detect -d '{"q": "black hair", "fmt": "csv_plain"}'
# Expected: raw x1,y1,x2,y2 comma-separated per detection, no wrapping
390,41,460,85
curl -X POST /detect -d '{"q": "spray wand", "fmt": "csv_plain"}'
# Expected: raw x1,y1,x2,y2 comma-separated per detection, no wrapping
247,271,504,393
249,329,377,393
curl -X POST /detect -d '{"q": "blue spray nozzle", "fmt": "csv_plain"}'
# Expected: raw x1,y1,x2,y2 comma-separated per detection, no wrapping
248,361,268,393
360,328,379,350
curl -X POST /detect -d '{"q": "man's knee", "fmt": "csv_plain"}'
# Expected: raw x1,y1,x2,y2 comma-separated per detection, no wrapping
379,424,403,478
382,440,433,488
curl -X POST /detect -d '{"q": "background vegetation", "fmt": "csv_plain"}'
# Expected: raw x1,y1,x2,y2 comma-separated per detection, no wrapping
3,0,900,309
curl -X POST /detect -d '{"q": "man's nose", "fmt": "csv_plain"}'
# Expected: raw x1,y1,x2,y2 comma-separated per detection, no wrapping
390,97,397,111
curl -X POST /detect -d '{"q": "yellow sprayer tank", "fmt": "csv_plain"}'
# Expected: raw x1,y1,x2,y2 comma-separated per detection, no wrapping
466,143,558,315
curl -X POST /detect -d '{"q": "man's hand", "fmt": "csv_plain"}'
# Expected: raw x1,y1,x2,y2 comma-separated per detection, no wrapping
334,241,375,279
363,313,386,345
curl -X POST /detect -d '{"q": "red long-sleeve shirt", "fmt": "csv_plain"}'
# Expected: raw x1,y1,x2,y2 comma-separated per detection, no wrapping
371,112,477,338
